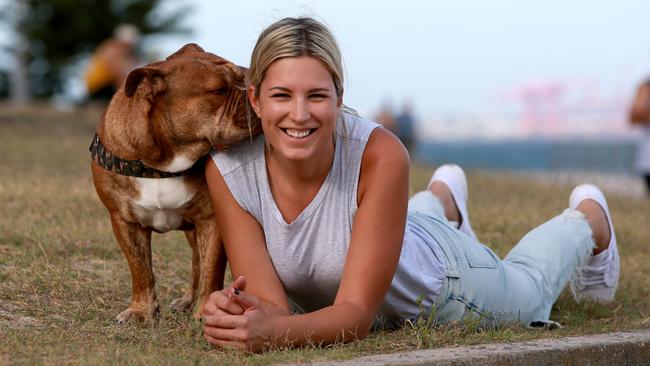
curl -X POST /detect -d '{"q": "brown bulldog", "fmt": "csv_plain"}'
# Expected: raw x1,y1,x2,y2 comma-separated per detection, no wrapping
90,44,260,323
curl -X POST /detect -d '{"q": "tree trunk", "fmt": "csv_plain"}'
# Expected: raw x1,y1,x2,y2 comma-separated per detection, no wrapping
10,34,30,106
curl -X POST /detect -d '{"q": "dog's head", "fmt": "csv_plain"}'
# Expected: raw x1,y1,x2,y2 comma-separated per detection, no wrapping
101,43,261,172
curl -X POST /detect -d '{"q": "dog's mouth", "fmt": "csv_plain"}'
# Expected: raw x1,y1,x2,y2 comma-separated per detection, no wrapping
282,128,316,139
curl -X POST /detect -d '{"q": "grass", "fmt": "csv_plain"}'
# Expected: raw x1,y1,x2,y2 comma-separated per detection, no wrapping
1,104,648,365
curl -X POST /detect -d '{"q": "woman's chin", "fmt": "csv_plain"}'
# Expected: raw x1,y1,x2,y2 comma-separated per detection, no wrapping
275,147,317,162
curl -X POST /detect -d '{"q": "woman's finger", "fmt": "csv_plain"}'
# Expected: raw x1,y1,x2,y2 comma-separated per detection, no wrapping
203,314,245,329
207,290,245,315
230,275,247,294
230,288,260,310
203,322,246,341
203,306,236,318
202,296,221,316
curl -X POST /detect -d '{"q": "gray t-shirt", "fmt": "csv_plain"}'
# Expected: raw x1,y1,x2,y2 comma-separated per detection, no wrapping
211,112,445,329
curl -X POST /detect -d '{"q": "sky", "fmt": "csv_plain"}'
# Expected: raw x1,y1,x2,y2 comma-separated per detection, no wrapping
0,0,648,121
151,0,650,119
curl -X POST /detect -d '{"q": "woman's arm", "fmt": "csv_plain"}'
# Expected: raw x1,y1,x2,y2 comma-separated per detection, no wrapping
204,160,291,312
331,127,410,335
203,128,410,351
630,81,650,123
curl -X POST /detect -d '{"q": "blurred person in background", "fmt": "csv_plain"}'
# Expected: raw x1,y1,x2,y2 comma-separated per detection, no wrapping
395,100,416,154
374,101,396,133
629,78,650,196
84,24,141,102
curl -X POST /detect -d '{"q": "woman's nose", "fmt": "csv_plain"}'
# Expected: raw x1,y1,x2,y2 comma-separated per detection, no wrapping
289,98,310,123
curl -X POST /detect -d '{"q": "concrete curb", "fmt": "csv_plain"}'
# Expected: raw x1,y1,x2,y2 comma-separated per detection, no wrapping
306,330,650,366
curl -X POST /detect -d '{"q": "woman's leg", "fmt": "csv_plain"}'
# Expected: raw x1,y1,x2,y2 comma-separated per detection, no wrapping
499,184,619,321
429,181,460,224
575,199,610,254
497,209,595,324
414,167,617,326
568,184,620,302
408,164,477,239
408,190,448,222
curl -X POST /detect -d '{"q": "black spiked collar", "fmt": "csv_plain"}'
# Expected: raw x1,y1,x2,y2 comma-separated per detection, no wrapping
89,134,195,178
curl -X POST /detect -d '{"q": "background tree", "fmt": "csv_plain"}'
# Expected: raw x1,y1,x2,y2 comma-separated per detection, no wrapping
0,0,192,99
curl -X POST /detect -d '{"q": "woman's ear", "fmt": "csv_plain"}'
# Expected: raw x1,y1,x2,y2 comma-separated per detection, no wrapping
336,93,343,108
247,85,262,118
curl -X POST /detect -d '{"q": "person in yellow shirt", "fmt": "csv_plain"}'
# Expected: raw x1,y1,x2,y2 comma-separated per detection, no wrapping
85,24,140,102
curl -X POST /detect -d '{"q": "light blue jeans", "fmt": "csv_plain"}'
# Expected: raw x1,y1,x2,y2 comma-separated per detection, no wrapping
407,190,595,328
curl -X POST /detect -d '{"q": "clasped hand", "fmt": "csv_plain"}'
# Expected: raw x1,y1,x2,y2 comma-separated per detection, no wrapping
202,276,281,352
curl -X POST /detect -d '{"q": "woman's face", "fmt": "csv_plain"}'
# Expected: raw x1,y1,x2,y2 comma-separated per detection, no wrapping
249,56,342,163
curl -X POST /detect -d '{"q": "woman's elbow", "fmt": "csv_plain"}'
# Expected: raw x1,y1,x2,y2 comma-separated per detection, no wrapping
345,304,377,340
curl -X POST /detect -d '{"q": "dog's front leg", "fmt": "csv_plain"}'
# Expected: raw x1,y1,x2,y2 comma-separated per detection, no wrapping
169,229,200,313
193,218,227,320
109,214,159,323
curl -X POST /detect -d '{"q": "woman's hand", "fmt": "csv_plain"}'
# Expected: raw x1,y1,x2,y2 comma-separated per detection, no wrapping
202,276,247,318
203,276,283,352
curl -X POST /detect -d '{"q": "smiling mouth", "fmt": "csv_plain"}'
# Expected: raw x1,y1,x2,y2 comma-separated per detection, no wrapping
283,128,315,139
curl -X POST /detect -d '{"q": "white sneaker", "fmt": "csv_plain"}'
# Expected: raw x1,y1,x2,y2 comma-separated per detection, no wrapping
428,164,477,240
569,184,620,303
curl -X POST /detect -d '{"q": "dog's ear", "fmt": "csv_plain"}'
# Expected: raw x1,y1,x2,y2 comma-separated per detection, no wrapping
124,67,166,100
235,65,248,89
220,63,247,91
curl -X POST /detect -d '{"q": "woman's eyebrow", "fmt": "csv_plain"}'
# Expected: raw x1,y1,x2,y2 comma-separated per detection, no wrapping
267,86,333,93
268,86,291,92
307,87,332,93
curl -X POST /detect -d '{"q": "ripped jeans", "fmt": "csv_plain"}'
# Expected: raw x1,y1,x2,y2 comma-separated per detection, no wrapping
407,190,595,328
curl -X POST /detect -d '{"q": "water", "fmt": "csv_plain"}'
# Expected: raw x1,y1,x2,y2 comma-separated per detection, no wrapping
414,139,638,174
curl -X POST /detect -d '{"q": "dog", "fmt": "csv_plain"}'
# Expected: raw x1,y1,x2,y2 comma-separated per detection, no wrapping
90,43,260,323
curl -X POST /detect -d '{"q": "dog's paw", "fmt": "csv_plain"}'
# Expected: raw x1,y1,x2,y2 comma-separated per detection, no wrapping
169,296,194,313
115,305,159,324
115,309,136,324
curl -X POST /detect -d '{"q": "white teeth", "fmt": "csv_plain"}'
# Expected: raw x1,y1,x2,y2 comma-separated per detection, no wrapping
285,129,311,138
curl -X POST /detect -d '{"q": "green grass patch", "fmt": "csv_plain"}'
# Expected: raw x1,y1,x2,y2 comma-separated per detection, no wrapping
1,105,648,364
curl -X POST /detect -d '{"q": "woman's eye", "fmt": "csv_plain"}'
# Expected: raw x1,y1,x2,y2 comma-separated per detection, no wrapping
271,93,290,99
310,94,328,100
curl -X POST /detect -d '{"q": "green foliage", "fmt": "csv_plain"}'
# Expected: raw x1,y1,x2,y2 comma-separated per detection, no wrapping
405,295,437,348
1,0,192,97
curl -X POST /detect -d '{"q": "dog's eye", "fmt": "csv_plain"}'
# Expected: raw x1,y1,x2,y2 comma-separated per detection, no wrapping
212,87,229,95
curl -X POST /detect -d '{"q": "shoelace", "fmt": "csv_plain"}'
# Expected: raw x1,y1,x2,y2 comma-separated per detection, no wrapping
575,260,610,288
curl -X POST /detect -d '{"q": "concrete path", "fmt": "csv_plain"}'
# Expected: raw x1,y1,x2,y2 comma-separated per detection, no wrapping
306,330,650,366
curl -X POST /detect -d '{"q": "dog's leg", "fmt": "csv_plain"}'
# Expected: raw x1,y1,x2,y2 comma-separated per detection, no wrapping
193,218,227,320
109,214,159,323
169,229,200,312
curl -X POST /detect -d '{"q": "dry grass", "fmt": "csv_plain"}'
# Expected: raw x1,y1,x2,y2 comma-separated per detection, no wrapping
1,105,648,365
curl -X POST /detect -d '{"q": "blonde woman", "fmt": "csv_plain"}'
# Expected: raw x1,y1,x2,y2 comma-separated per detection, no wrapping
202,17,619,352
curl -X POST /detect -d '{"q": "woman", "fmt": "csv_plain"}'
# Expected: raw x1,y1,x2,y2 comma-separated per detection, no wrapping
202,17,620,352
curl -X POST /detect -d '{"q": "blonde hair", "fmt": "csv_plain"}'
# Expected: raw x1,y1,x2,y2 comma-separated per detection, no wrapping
248,17,344,97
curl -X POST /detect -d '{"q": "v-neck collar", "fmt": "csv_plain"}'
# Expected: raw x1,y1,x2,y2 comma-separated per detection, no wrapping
260,136,340,227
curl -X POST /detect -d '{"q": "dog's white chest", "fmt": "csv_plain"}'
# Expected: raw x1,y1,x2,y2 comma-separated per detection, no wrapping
133,177,195,232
